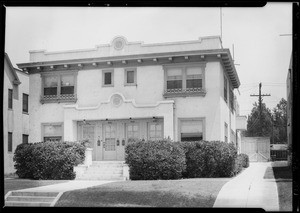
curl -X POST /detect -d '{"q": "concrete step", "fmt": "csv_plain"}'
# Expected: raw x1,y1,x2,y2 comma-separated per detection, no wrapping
77,176,125,181
84,170,122,174
11,191,59,197
6,196,55,202
5,200,52,207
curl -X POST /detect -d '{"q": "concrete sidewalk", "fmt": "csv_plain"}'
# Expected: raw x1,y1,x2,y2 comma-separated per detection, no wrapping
213,162,279,211
14,180,117,192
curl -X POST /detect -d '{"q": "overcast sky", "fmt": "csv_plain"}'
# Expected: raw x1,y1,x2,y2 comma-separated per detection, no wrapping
5,3,292,116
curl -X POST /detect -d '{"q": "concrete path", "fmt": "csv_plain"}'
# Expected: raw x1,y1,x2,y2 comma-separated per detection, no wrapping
213,162,279,211
15,180,117,192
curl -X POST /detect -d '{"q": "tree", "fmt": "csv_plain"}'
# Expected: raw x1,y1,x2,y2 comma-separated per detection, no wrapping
245,102,273,137
271,98,287,143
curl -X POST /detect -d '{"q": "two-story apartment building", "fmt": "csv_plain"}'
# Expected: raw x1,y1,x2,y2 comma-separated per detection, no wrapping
3,53,29,174
17,36,242,161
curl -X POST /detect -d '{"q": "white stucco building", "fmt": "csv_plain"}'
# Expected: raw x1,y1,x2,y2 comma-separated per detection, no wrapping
17,36,245,161
3,53,29,174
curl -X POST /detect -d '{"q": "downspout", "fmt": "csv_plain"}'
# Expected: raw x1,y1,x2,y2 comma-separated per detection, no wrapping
173,100,176,142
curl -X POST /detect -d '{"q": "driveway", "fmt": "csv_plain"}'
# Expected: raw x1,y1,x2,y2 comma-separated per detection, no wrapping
213,162,279,211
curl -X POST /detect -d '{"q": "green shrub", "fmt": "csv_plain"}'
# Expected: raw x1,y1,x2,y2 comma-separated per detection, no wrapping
239,153,249,168
234,154,244,174
13,141,85,180
125,140,186,180
181,141,237,178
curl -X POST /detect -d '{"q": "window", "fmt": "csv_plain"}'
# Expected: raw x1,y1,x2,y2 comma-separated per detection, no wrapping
124,68,137,85
186,67,203,90
126,123,139,143
22,134,29,144
103,70,114,86
164,64,206,97
8,89,13,109
148,122,163,141
180,119,204,142
224,122,228,143
61,75,75,95
23,93,29,113
229,88,234,111
8,132,12,152
41,72,77,103
166,68,182,91
224,75,228,102
42,123,63,142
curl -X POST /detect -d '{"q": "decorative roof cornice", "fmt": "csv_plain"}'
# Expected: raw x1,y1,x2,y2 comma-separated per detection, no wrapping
17,49,240,88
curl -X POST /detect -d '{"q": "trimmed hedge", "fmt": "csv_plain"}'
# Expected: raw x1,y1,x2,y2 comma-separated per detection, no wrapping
239,153,250,168
181,141,237,178
14,141,85,180
125,140,186,180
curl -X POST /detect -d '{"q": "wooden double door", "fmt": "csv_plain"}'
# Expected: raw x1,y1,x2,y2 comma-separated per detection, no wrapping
78,120,163,161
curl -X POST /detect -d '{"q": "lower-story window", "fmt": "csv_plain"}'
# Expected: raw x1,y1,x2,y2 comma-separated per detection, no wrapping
42,123,63,142
180,118,204,142
148,122,163,141
8,132,13,152
22,134,29,144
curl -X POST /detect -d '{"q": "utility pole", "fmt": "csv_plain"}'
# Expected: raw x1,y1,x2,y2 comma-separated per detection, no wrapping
250,82,271,136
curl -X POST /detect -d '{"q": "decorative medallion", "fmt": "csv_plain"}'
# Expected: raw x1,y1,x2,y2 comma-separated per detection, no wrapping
111,94,123,107
112,37,126,50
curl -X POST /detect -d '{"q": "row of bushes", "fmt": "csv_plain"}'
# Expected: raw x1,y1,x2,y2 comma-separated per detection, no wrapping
14,141,86,180
125,140,249,180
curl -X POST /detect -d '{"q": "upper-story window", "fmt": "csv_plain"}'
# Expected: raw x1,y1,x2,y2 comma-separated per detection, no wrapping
124,68,137,86
23,93,29,113
229,87,234,112
164,63,206,97
186,67,203,90
41,72,77,104
103,69,114,87
224,75,228,103
166,68,182,90
8,89,13,109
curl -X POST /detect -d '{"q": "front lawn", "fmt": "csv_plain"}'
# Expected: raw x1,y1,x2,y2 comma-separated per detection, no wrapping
55,178,230,207
263,161,292,212
4,179,69,195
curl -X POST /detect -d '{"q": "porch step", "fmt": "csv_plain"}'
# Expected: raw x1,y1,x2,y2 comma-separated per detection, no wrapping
5,191,59,207
75,161,125,181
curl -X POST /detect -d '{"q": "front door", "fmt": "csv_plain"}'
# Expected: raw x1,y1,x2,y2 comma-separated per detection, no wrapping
103,123,117,160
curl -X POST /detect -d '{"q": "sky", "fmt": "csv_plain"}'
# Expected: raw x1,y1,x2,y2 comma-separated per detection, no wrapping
4,3,293,116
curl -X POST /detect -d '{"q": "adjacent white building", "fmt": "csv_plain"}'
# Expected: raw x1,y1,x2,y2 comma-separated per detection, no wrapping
3,53,29,174
17,36,246,161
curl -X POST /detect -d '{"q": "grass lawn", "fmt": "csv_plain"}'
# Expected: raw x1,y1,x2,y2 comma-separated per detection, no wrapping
263,161,292,212
4,178,69,195
55,178,230,207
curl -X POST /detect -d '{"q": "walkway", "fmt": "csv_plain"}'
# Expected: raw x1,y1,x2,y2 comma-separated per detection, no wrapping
213,162,279,211
14,180,117,192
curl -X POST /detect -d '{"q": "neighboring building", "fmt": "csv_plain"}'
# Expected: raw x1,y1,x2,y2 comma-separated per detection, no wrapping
286,54,292,166
17,36,246,161
3,53,29,174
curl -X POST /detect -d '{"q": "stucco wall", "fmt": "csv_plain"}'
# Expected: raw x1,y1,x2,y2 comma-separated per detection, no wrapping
174,61,222,141
29,36,223,62
4,60,29,174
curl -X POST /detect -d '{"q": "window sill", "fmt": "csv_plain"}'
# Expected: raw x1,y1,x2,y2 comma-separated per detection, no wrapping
124,83,137,87
163,88,206,98
8,108,13,111
102,84,114,87
40,94,77,104
22,112,29,115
